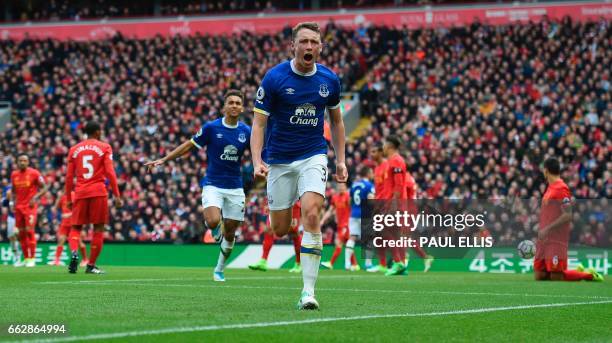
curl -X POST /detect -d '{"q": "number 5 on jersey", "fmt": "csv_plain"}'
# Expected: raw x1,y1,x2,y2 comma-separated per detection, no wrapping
83,155,94,179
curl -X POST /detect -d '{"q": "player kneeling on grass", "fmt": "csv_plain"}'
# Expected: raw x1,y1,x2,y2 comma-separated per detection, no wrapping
534,158,603,282
65,121,123,275
146,90,250,282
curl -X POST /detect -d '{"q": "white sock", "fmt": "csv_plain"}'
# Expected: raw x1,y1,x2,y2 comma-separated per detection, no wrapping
215,237,234,273
300,231,322,296
345,239,355,269
11,240,20,261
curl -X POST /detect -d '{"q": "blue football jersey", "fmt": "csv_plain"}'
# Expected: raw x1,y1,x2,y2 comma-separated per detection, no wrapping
350,179,374,218
1,185,13,217
254,59,341,164
190,118,251,189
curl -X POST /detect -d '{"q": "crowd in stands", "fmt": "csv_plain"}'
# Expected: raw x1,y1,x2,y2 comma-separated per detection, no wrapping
0,16,609,247
3,0,532,23
0,24,368,244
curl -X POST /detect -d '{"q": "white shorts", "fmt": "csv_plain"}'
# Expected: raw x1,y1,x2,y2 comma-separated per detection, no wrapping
267,154,328,210
7,216,17,238
349,217,361,237
201,186,245,221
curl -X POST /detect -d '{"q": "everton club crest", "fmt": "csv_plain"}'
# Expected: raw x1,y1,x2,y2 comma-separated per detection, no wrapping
319,84,329,98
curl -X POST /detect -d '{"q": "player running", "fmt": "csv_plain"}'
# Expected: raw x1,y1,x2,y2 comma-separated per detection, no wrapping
2,186,21,266
534,158,603,282
49,191,88,267
320,182,356,270
10,154,49,267
251,22,347,309
66,121,122,274
249,201,303,273
366,143,389,273
346,167,375,270
146,90,250,282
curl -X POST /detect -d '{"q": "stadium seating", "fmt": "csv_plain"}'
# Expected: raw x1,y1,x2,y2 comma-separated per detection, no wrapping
0,17,609,245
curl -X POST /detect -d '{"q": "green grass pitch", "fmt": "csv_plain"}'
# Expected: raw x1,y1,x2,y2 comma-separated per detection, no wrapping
1,266,611,342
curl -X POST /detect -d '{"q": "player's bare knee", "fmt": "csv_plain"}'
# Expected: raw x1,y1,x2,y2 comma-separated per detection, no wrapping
204,215,221,229
222,219,241,241
271,220,290,236
303,208,320,230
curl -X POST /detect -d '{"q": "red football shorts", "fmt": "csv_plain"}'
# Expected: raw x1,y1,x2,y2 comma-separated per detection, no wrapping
72,196,108,225
58,224,71,236
15,206,37,228
534,257,567,273
337,226,349,242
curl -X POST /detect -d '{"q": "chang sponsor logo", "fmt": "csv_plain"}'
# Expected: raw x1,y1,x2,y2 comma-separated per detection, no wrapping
220,145,239,161
290,103,318,126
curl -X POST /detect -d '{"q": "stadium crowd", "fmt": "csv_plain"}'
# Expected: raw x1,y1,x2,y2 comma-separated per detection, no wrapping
0,24,367,243
3,0,449,23
0,17,609,247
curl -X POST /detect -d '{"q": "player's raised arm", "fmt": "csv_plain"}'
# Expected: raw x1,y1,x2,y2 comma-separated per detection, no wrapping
328,106,347,183
250,112,269,180
145,140,195,172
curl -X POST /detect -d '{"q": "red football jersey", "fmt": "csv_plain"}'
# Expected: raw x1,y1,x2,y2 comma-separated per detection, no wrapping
383,153,407,200
374,160,389,200
536,178,572,260
11,168,44,208
332,191,350,229
405,172,416,200
66,139,120,201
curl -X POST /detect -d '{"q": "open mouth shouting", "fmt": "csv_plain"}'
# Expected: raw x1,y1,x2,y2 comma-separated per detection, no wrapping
303,52,314,63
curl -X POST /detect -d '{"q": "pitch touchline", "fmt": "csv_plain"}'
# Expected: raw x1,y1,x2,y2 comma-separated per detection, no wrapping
14,300,612,343
52,281,612,300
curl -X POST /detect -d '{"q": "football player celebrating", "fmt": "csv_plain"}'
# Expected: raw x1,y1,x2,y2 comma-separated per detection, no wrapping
251,22,347,309
146,90,250,282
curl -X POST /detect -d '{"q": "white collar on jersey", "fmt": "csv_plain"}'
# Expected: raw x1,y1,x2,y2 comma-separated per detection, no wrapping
290,59,317,77
222,117,239,129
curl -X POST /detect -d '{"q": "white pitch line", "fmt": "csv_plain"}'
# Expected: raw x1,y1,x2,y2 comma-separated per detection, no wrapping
49,281,612,300
36,274,376,285
12,300,612,343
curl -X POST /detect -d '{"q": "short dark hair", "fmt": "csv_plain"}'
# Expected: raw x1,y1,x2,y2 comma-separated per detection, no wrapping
84,121,101,136
544,157,561,175
359,167,371,178
386,135,401,150
17,153,29,159
224,89,244,104
292,22,321,41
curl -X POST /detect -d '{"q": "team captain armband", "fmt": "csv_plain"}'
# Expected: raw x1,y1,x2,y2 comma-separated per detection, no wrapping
561,197,572,209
